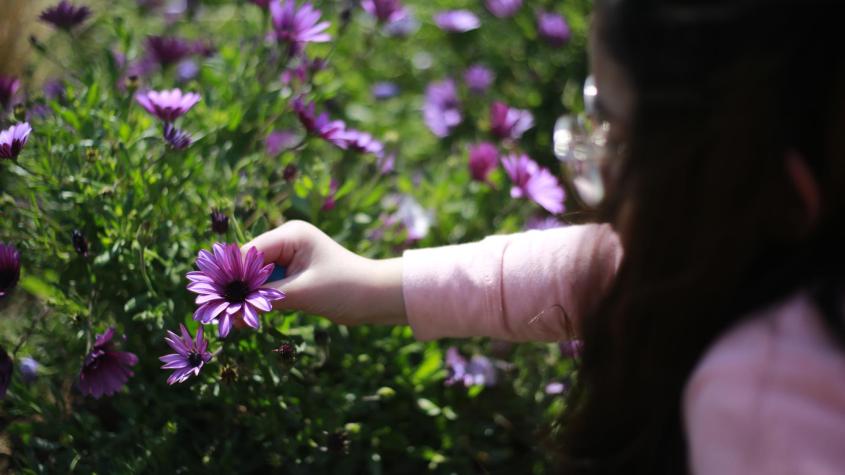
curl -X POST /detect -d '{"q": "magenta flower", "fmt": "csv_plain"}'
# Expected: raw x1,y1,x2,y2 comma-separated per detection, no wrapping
340,129,384,156
270,0,332,55
502,154,566,214
160,324,212,385
0,123,32,160
136,89,200,122
187,244,286,338
265,130,299,156
537,12,571,47
464,64,494,94
0,243,20,299
163,123,192,150
0,348,11,399
145,36,194,67
39,1,91,30
434,10,481,32
444,347,497,387
292,97,348,148
78,328,139,399
486,0,522,18
490,101,534,140
468,142,498,182
362,0,406,24
0,75,20,109
423,79,462,137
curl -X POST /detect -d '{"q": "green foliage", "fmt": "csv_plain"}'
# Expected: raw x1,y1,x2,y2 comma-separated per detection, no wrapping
1,0,589,472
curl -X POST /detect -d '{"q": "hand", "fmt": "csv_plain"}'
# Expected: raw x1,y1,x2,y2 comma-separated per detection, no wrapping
242,220,406,326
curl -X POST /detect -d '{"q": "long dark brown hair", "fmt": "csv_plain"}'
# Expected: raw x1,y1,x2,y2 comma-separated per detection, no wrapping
557,1,845,473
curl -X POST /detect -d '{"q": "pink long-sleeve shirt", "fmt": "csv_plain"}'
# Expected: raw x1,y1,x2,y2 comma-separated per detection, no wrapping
402,224,845,474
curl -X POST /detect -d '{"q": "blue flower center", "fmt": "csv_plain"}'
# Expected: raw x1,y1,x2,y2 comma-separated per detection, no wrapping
224,280,250,302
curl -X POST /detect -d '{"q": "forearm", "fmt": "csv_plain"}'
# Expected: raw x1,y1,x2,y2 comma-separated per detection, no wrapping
350,257,407,326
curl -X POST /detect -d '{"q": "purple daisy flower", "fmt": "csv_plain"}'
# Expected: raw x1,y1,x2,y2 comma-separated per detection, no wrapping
160,324,212,385
136,89,200,122
187,244,286,338
537,11,571,47
20,356,39,383
361,0,406,24
502,154,566,214
340,129,384,156
0,123,32,160
39,1,91,30
145,36,194,67
0,348,11,399
468,142,499,183
486,0,522,18
444,347,497,387
423,79,462,138
163,123,192,150
463,64,494,94
490,101,534,140
0,75,20,109
292,97,348,148
545,381,567,395
270,0,332,55
78,328,139,399
0,243,20,299
434,10,481,33
265,130,299,156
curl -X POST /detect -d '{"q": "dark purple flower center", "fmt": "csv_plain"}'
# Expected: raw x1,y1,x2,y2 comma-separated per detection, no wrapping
187,351,203,368
224,280,251,302
0,265,19,292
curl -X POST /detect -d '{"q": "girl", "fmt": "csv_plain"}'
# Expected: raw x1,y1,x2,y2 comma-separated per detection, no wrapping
246,0,845,473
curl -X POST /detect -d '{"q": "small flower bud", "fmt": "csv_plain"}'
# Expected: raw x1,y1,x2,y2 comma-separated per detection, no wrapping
72,229,89,257
210,209,229,235
13,104,26,121
273,341,297,366
125,75,140,93
283,164,297,182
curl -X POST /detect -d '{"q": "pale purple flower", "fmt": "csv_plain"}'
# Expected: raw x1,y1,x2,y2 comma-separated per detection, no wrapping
463,64,494,94
423,79,462,137
78,328,139,399
490,101,534,140
160,324,212,385
187,243,286,338
525,215,565,230
0,243,20,298
468,142,498,182
292,97,348,148
372,81,400,100
361,0,406,24
43,79,65,101
377,153,395,174
20,357,39,383
395,195,432,241
270,0,332,55
502,154,566,214
340,129,384,156
0,75,20,109
486,0,522,18
136,89,200,122
0,349,10,399
383,13,419,37
176,59,200,82
265,130,300,156
434,10,481,32
537,12,571,47
39,1,91,30
321,179,339,211
444,347,497,387
0,123,32,160
163,123,192,150
146,36,194,67
545,382,567,395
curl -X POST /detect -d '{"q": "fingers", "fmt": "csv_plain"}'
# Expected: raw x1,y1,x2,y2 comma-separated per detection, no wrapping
242,220,313,266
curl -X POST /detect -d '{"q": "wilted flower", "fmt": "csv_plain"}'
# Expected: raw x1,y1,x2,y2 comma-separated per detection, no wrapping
361,0,406,24
283,163,298,182
0,243,20,299
163,123,192,150
187,243,286,338
463,64,494,94
434,10,481,32
490,101,534,140
266,130,299,156
136,89,200,122
270,0,332,55
160,324,212,385
423,79,462,137
210,209,229,235
525,215,565,230
0,75,20,109
72,229,89,257
20,357,39,383
340,129,384,156
537,11,571,47
468,142,498,183
321,179,339,211
146,36,194,67
292,97,348,148
0,348,11,399
444,347,497,387
486,0,521,18
272,341,297,364
371,81,400,100
39,1,91,30
78,328,139,399
502,154,566,214
0,123,32,160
